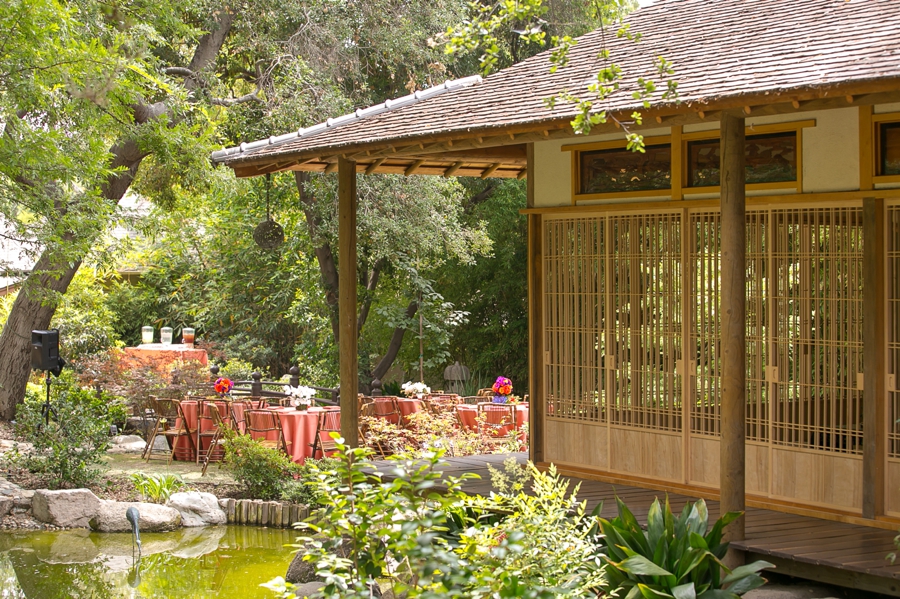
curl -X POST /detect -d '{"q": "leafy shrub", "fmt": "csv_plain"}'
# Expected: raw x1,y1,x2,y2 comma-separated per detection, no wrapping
280,457,341,505
265,438,478,599
598,496,772,599
381,380,402,396
130,472,185,503
222,433,300,499
217,359,261,382
9,373,117,488
460,463,606,596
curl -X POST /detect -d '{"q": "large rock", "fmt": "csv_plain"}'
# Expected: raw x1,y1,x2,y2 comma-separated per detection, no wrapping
106,435,147,454
89,500,181,532
32,489,101,528
167,492,226,527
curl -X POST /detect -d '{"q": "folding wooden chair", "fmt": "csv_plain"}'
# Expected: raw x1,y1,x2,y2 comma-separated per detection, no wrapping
245,409,292,456
143,397,196,463
199,403,230,476
358,401,390,458
476,403,519,448
372,396,402,425
309,409,342,459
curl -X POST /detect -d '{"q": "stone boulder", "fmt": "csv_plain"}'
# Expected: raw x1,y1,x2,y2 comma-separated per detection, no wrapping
167,492,226,527
32,489,101,528
89,500,182,532
106,435,147,454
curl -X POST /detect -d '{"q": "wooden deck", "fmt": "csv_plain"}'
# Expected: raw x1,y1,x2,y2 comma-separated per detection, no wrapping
377,453,900,596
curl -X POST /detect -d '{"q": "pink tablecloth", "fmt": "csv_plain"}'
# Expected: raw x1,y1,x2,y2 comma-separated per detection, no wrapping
176,399,262,461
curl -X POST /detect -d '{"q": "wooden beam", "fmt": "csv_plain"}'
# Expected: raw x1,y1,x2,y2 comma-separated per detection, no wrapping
324,161,338,174
480,163,502,179
442,161,464,177
526,143,544,465
338,157,359,447
364,158,385,174
719,112,746,550
404,159,425,176
862,196,886,519
860,105,874,191
517,169,527,180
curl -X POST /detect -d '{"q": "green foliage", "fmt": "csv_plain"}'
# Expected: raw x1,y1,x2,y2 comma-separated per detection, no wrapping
487,455,533,496
280,457,341,506
0,269,122,365
437,180,528,388
265,437,478,599
460,463,606,596
222,432,301,500
216,358,261,382
8,372,117,487
598,497,772,599
130,471,185,504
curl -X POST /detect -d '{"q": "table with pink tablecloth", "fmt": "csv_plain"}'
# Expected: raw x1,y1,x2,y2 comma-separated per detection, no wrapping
248,406,341,464
176,399,265,461
456,403,529,441
372,397,422,424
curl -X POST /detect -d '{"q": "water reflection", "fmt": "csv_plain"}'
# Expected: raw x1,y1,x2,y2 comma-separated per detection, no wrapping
0,525,298,598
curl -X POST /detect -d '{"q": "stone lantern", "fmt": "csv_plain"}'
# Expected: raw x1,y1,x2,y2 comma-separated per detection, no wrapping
443,361,470,395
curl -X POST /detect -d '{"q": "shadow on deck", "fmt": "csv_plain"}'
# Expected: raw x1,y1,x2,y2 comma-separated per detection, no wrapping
374,452,900,597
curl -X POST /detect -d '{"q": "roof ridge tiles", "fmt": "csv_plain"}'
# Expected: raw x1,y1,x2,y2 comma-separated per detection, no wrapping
211,75,483,162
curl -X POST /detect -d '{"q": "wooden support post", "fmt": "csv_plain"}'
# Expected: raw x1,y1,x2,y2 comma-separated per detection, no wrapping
338,157,359,447
526,143,545,463
719,112,746,545
863,196,886,519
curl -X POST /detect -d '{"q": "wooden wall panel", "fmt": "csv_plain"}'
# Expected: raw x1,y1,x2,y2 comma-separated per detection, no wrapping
609,427,682,482
886,460,900,516
689,439,768,495
690,437,720,487
770,448,862,511
546,419,608,468
746,443,770,496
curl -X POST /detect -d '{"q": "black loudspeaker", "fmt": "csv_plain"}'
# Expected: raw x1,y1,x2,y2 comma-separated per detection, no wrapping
31,329,60,371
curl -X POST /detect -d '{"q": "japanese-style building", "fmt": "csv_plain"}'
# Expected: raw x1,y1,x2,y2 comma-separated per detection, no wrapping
212,0,900,591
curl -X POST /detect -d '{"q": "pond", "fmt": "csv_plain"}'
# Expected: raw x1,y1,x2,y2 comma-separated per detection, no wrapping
0,525,299,598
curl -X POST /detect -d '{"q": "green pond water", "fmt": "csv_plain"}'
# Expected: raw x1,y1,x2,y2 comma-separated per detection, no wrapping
0,525,299,598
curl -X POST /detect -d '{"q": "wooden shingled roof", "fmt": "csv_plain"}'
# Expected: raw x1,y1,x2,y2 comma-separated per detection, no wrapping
214,0,900,179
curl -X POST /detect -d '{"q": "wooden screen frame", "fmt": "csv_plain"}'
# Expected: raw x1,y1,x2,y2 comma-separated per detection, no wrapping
873,112,900,185
681,121,814,194
562,120,815,205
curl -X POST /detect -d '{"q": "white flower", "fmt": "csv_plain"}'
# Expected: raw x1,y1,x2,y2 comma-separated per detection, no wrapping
400,381,431,397
286,385,315,406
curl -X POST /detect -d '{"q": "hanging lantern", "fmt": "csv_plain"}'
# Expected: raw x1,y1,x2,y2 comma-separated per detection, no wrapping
253,173,285,249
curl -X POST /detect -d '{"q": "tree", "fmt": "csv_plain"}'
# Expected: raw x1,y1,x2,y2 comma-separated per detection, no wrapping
0,0,228,418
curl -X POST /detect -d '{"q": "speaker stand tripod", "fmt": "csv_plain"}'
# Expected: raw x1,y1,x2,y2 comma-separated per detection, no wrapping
40,370,56,427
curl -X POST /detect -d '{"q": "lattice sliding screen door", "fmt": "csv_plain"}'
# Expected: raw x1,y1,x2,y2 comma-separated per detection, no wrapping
886,203,900,517
544,204,866,510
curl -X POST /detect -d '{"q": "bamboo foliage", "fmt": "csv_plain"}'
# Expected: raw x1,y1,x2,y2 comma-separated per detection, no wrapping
544,204,864,457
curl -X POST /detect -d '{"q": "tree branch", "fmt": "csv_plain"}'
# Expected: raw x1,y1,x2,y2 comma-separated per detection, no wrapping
164,66,195,78
372,301,418,380
295,171,341,344
357,257,385,337
210,91,262,106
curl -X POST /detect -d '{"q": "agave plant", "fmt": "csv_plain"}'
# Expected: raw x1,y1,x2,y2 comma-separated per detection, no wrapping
596,496,772,599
